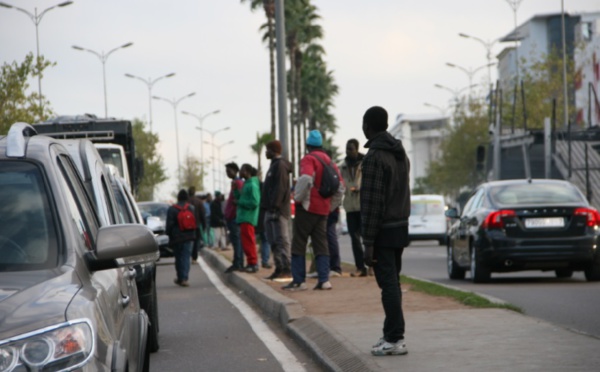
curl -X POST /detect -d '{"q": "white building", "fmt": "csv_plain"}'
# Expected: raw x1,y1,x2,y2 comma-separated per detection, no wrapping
389,113,449,189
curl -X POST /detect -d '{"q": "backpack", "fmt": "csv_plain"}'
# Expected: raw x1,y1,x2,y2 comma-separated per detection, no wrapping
309,154,341,198
173,203,196,231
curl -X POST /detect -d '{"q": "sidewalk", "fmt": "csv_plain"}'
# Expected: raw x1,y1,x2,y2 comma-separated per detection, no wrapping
201,248,600,372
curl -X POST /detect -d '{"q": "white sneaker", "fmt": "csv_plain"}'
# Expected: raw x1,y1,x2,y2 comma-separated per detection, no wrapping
313,281,332,290
371,339,408,356
330,271,342,277
372,337,386,348
306,272,318,278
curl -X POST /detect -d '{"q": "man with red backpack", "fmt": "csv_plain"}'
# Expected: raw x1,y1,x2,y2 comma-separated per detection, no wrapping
166,189,197,287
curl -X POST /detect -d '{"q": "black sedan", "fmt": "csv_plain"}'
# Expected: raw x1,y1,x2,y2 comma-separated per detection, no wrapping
445,179,600,283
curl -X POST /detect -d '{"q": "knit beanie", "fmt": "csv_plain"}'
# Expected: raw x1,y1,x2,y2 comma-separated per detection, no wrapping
306,130,323,147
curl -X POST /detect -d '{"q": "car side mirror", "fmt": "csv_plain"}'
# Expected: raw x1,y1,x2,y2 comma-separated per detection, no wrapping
445,208,459,219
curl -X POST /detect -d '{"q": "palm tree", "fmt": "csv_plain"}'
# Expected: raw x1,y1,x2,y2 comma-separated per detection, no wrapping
250,131,275,178
241,0,276,137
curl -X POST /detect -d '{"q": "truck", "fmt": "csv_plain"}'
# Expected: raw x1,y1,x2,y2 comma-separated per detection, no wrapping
34,114,143,195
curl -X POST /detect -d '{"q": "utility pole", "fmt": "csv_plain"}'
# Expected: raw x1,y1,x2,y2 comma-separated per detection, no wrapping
274,0,288,159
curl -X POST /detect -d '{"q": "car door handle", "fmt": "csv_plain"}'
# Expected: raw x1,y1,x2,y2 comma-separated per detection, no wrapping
119,295,130,308
127,268,137,280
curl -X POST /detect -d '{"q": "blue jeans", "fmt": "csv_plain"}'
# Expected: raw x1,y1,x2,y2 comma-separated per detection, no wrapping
174,240,193,282
258,230,270,265
327,210,341,273
227,219,243,268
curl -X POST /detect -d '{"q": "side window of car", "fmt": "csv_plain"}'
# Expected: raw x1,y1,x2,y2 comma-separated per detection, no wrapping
100,174,118,225
56,154,99,251
462,189,484,217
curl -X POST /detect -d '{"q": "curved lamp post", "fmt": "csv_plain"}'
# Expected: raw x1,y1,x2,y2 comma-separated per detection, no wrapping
72,42,133,117
458,33,499,88
198,126,230,192
0,1,74,110
125,72,175,132
181,109,220,169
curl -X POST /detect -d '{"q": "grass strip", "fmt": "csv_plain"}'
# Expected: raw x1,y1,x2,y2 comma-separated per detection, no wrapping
401,275,522,313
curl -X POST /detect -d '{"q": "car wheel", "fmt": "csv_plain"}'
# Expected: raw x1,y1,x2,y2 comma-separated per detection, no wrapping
147,281,160,353
555,269,573,278
584,260,600,282
447,244,465,280
470,247,491,283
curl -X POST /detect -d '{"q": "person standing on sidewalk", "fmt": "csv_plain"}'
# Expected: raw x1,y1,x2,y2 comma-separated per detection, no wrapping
361,106,410,356
210,191,227,250
261,140,293,281
235,164,261,273
283,130,344,291
340,138,368,277
166,189,197,287
188,186,206,264
224,162,245,273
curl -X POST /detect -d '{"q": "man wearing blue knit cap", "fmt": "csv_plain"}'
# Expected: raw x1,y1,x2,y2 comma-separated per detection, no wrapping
282,130,344,291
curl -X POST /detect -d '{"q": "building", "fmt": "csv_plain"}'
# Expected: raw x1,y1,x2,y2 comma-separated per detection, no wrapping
389,113,449,189
574,16,600,127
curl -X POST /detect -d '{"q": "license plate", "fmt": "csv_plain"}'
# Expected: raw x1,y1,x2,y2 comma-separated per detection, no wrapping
524,217,564,228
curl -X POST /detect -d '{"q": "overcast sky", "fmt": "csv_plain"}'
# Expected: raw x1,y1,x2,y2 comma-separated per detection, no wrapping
1,0,598,200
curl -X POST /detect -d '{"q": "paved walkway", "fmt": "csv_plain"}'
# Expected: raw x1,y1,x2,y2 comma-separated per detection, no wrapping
201,248,600,372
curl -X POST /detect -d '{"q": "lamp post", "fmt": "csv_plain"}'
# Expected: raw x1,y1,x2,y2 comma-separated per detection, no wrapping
434,83,477,107
445,62,494,101
205,140,234,193
153,92,196,184
181,109,221,170
423,102,447,117
198,127,230,192
0,1,73,110
125,72,175,132
458,33,498,88
72,42,133,118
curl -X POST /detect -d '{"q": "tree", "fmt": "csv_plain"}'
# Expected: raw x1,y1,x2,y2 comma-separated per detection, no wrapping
250,131,275,178
0,53,54,133
132,118,168,201
180,151,204,192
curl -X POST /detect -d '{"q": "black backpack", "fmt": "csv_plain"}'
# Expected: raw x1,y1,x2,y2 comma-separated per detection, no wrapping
309,154,340,198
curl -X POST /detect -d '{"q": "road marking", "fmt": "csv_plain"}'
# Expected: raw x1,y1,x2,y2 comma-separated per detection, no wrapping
197,257,307,372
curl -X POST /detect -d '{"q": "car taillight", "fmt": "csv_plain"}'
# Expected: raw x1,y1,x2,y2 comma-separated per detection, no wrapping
482,209,516,229
574,207,600,227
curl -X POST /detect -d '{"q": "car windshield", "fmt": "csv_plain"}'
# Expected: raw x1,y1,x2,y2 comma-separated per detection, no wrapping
138,203,169,222
0,161,59,270
411,199,445,216
489,183,585,206
97,148,125,179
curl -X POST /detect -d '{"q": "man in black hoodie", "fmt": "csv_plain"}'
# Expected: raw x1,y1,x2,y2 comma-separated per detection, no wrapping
261,140,293,281
360,106,410,356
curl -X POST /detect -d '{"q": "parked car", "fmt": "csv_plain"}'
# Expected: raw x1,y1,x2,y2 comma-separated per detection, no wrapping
138,201,172,258
409,194,448,245
106,166,160,353
445,179,600,283
0,123,157,371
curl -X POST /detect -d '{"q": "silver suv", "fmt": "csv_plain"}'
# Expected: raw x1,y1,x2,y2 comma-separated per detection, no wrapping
0,123,158,371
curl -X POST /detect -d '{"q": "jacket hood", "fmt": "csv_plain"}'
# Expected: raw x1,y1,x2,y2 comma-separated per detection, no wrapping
365,132,407,160
273,156,293,174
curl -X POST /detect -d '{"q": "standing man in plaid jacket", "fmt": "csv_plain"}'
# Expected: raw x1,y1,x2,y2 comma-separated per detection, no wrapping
360,106,411,357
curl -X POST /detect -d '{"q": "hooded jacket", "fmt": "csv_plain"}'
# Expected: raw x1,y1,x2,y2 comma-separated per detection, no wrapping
261,156,292,217
360,131,411,247
340,153,364,213
235,176,261,226
166,202,197,245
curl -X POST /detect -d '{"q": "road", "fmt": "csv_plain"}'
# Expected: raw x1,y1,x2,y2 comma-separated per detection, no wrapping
338,235,600,339
150,257,323,372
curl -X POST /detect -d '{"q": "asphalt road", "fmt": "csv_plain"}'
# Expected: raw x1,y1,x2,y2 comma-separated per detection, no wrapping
149,258,323,372
338,234,600,339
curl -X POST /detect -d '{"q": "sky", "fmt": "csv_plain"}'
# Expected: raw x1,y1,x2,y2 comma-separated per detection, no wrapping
1,0,599,201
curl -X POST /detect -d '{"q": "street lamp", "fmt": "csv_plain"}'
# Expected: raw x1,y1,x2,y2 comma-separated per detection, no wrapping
0,1,73,110
458,33,498,88
423,102,446,117
198,127,230,192
181,109,221,173
72,42,134,118
206,140,235,193
153,92,196,183
434,83,477,107
125,72,175,132
445,62,495,100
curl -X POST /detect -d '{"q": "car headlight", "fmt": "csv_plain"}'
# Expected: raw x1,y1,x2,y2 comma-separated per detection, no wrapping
0,319,94,372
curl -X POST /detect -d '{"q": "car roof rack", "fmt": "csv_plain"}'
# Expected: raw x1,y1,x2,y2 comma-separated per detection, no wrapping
6,122,37,158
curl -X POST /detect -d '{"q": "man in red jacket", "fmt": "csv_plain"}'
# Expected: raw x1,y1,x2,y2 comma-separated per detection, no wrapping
282,130,344,291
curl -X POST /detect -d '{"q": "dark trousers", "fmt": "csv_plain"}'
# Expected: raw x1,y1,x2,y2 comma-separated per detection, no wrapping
327,210,341,273
191,227,202,260
373,244,405,343
291,206,328,283
264,211,291,273
227,219,243,269
346,211,364,270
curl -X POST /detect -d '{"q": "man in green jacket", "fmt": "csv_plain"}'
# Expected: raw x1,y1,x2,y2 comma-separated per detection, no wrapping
235,164,261,273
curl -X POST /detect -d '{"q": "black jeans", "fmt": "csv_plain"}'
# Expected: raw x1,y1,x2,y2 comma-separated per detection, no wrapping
346,211,364,270
327,209,341,273
373,239,406,343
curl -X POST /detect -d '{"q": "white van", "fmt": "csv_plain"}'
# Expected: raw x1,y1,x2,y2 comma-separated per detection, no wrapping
409,194,447,245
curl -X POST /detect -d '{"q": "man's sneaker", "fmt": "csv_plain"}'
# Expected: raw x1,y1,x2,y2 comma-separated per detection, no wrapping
313,281,332,290
351,268,368,277
371,339,408,356
244,265,259,273
264,271,280,281
273,271,293,283
224,265,240,274
262,262,272,269
281,282,307,291
372,337,386,348
330,270,342,277
306,272,318,278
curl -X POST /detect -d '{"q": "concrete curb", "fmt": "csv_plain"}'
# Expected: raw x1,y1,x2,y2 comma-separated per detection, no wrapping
201,248,380,371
